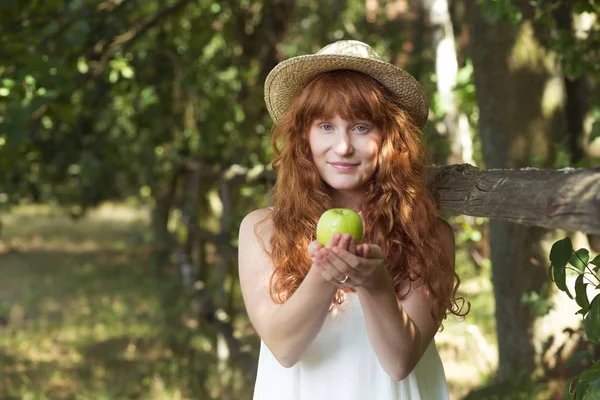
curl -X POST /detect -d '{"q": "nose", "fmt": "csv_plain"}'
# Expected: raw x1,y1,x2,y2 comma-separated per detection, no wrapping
334,131,354,155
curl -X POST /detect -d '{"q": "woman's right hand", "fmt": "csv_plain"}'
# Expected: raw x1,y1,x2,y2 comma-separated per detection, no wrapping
308,233,359,261
309,233,361,287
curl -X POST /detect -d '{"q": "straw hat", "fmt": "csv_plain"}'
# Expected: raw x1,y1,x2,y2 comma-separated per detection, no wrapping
264,40,429,129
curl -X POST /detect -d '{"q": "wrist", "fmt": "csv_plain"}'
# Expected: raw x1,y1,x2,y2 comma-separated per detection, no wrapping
358,263,393,295
307,264,339,292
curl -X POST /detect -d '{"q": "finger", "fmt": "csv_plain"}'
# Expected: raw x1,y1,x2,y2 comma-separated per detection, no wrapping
326,233,342,249
356,244,366,258
314,254,345,287
348,236,357,255
314,248,328,261
323,250,356,286
338,234,352,251
362,244,383,259
308,240,322,258
324,248,359,288
331,246,360,271
321,249,350,282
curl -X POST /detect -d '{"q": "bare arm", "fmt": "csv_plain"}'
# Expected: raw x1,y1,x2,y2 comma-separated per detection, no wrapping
238,208,338,367
357,218,454,380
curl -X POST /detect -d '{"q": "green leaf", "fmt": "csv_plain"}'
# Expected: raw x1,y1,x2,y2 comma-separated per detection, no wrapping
584,294,600,343
580,366,597,384
573,2,596,13
584,385,600,400
591,255,600,273
567,350,593,367
551,237,573,269
571,248,591,272
590,376,600,391
576,274,590,310
576,380,589,400
554,262,573,299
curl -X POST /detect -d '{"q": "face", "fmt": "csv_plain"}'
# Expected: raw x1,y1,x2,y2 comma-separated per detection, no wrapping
308,114,383,193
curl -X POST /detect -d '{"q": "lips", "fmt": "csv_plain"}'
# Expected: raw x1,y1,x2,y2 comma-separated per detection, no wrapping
329,162,360,172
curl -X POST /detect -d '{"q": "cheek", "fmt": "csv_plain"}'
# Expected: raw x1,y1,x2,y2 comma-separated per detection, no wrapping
308,137,330,161
307,130,322,156
364,141,381,163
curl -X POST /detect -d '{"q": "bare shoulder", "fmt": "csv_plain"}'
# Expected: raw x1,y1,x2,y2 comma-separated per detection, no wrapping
238,208,279,337
238,207,276,270
239,208,274,246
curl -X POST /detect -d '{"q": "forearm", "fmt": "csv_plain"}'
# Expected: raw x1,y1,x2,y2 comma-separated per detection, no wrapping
357,277,422,381
265,265,338,367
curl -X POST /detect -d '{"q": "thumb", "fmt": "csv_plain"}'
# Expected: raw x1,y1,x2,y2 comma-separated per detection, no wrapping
308,240,322,257
360,243,383,259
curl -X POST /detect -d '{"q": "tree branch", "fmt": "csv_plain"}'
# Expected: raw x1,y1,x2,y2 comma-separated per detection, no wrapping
89,0,193,76
429,164,600,234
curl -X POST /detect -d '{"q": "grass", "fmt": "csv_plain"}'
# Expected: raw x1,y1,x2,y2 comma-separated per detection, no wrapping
0,204,214,399
0,204,571,399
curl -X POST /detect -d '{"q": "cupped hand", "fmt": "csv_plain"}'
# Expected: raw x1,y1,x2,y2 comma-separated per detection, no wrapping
308,233,358,260
312,234,385,289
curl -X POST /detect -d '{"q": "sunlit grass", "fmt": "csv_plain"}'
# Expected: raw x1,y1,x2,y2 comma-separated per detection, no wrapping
0,204,218,400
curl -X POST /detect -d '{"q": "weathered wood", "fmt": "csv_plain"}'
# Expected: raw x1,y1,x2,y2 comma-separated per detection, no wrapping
429,164,600,234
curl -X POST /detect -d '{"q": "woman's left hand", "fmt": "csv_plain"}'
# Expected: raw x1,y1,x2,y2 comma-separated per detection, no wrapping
313,234,387,290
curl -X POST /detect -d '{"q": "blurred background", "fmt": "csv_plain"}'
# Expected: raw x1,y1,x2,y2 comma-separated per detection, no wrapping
1,0,599,399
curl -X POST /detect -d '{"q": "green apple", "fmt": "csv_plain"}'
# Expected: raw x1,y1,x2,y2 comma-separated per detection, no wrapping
316,208,363,247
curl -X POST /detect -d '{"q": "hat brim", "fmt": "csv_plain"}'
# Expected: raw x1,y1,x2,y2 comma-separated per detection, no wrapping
264,53,429,128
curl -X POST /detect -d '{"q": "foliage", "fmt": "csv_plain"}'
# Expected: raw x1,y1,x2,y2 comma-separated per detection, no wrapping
549,237,600,399
476,0,523,24
475,0,600,163
0,0,279,214
476,0,600,81
0,0,442,223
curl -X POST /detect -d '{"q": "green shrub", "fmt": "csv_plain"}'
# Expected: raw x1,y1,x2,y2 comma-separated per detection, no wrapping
548,237,600,399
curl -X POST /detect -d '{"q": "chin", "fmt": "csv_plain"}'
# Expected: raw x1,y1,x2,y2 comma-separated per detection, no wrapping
324,179,364,191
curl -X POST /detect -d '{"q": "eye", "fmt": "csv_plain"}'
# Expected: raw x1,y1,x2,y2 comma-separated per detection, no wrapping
320,124,333,131
354,124,369,133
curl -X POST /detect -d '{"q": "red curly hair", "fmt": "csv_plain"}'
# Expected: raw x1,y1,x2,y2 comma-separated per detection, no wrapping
259,70,467,322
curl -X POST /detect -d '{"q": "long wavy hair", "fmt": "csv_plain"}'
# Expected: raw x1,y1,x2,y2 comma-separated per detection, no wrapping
259,69,467,322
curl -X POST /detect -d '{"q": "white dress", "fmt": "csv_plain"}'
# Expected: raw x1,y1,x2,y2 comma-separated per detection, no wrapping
252,292,450,400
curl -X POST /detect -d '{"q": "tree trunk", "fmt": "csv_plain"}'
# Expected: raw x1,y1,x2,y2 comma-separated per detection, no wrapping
467,2,567,380
424,0,473,165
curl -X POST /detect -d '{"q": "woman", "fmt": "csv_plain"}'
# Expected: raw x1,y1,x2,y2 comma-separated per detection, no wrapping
238,40,467,399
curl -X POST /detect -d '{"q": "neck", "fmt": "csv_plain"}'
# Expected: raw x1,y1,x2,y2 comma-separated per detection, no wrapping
330,188,367,211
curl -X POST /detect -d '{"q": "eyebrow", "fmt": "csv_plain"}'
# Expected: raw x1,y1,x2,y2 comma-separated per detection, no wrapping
314,119,372,124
